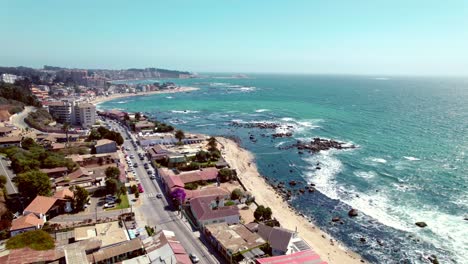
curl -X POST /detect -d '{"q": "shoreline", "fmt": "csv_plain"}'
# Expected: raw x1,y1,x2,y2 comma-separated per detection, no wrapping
90,86,200,105
217,137,364,264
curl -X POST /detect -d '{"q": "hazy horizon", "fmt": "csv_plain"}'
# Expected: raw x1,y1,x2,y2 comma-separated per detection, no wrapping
1,0,467,76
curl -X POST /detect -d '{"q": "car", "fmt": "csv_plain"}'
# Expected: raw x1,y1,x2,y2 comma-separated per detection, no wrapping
156,193,163,198
104,203,115,208
130,154,135,159
150,176,156,180
189,253,200,263
133,163,138,168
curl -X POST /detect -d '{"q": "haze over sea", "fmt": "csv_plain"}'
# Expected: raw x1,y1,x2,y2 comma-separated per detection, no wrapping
100,74,468,263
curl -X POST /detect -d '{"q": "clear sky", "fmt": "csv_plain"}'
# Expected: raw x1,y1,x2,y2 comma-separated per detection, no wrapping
1,0,468,75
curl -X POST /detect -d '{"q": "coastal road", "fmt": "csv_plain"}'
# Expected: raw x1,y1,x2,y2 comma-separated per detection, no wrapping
9,106,37,130
0,158,18,195
113,121,221,264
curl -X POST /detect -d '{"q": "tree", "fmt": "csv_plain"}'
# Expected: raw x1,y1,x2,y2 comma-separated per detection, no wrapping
170,188,186,208
135,112,141,120
119,185,127,196
21,137,37,150
13,170,51,201
175,130,185,143
6,230,55,250
231,188,244,200
0,175,7,189
62,122,70,145
105,178,119,195
105,167,120,179
254,205,265,221
130,185,138,194
72,186,89,211
218,168,234,182
195,150,209,163
207,137,218,152
254,204,273,221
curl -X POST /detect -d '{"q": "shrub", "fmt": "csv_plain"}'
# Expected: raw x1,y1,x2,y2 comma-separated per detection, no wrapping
184,182,198,190
6,230,54,250
225,200,235,206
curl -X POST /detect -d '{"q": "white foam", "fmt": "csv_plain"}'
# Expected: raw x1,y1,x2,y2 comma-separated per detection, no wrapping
354,170,377,179
275,141,286,148
374,77,389,80
166,96,173,99
255,109,270,113
404,156,421,161
116,101,127,104
371,157,387,163
303,150,343,200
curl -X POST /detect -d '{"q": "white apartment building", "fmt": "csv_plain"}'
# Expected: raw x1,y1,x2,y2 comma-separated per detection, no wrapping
72,102,96,128
47,101,96,128
1,73,19,84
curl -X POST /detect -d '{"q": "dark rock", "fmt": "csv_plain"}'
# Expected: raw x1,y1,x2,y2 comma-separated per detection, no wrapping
316,166,321,170
272,132,293,138
428,254,439,264
332,217,340,222
310,183,316,186
359,237,366,243
281,137,356,153
415,222,427,228
289,180,297,186
348,209,359,217
299,189,305,194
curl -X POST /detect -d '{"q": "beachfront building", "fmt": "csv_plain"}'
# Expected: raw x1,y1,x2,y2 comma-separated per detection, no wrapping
204,223,267,263
95,139,117,154
72,102,96,128
134,120,155,132
159,167,219,194
147,144,172,162
138,133,205,147
190,195,240,228
256,223,311,256
255,249,328,264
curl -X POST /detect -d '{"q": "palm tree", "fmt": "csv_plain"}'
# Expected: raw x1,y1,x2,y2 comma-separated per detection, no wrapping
62,122,70,147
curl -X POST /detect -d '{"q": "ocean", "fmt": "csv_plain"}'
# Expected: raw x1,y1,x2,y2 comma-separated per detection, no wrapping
100,74,468,263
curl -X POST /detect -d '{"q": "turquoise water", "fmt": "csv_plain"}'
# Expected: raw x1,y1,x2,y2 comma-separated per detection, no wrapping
102,75,467,263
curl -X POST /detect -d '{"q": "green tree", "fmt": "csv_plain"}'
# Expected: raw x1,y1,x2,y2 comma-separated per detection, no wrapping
195,150,209,162
263,207,273,220
119,185,127,196
130,185,138,194
231,188,244,200
6,230,55,250
0,175,7,189
135,112,141,120
72,186,89,211
13,170,51,200
105,166,120,179
254,205,265,221
218,168,234,182
21,137,37,150
175,129,185,143
62,122,70,145
207,137,218,152
105,178,119,195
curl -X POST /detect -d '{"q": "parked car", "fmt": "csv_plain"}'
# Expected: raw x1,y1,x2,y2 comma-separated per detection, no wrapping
104,203,115,208
156,193,163,198
133,163,138,168
189,253,200,263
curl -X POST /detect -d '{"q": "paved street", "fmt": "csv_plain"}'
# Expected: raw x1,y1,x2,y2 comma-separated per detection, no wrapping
0,158,18,195
113,121,221,264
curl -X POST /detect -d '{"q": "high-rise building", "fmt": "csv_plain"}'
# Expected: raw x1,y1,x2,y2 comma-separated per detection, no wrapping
72,102,96,128
47,101,72,124
1,73,19,84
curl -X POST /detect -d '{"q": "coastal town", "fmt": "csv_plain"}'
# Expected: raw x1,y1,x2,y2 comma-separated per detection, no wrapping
0,66,365,264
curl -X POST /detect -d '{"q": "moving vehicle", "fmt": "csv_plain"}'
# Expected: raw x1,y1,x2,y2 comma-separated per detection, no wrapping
189,253,200,263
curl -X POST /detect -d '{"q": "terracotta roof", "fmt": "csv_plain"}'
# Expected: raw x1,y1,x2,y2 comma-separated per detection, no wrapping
0,136,22,143
53,188,74,199
159,168,185,189
10,213,44,231
255,249,327,264
51,142,66,150
0,127,13,133
40,167,68,174
96,139,115,147
24,196,57,215
0,247,63,264
91,239,143,263
190,195,239,221
68,167,90,180
178,168,218,184
186,187,230,200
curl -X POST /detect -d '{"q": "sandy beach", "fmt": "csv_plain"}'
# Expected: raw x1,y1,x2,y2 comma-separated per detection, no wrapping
217,137,364,264
90,86,200,105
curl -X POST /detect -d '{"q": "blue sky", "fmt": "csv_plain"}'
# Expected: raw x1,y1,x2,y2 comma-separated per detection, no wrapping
1,0,467,75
